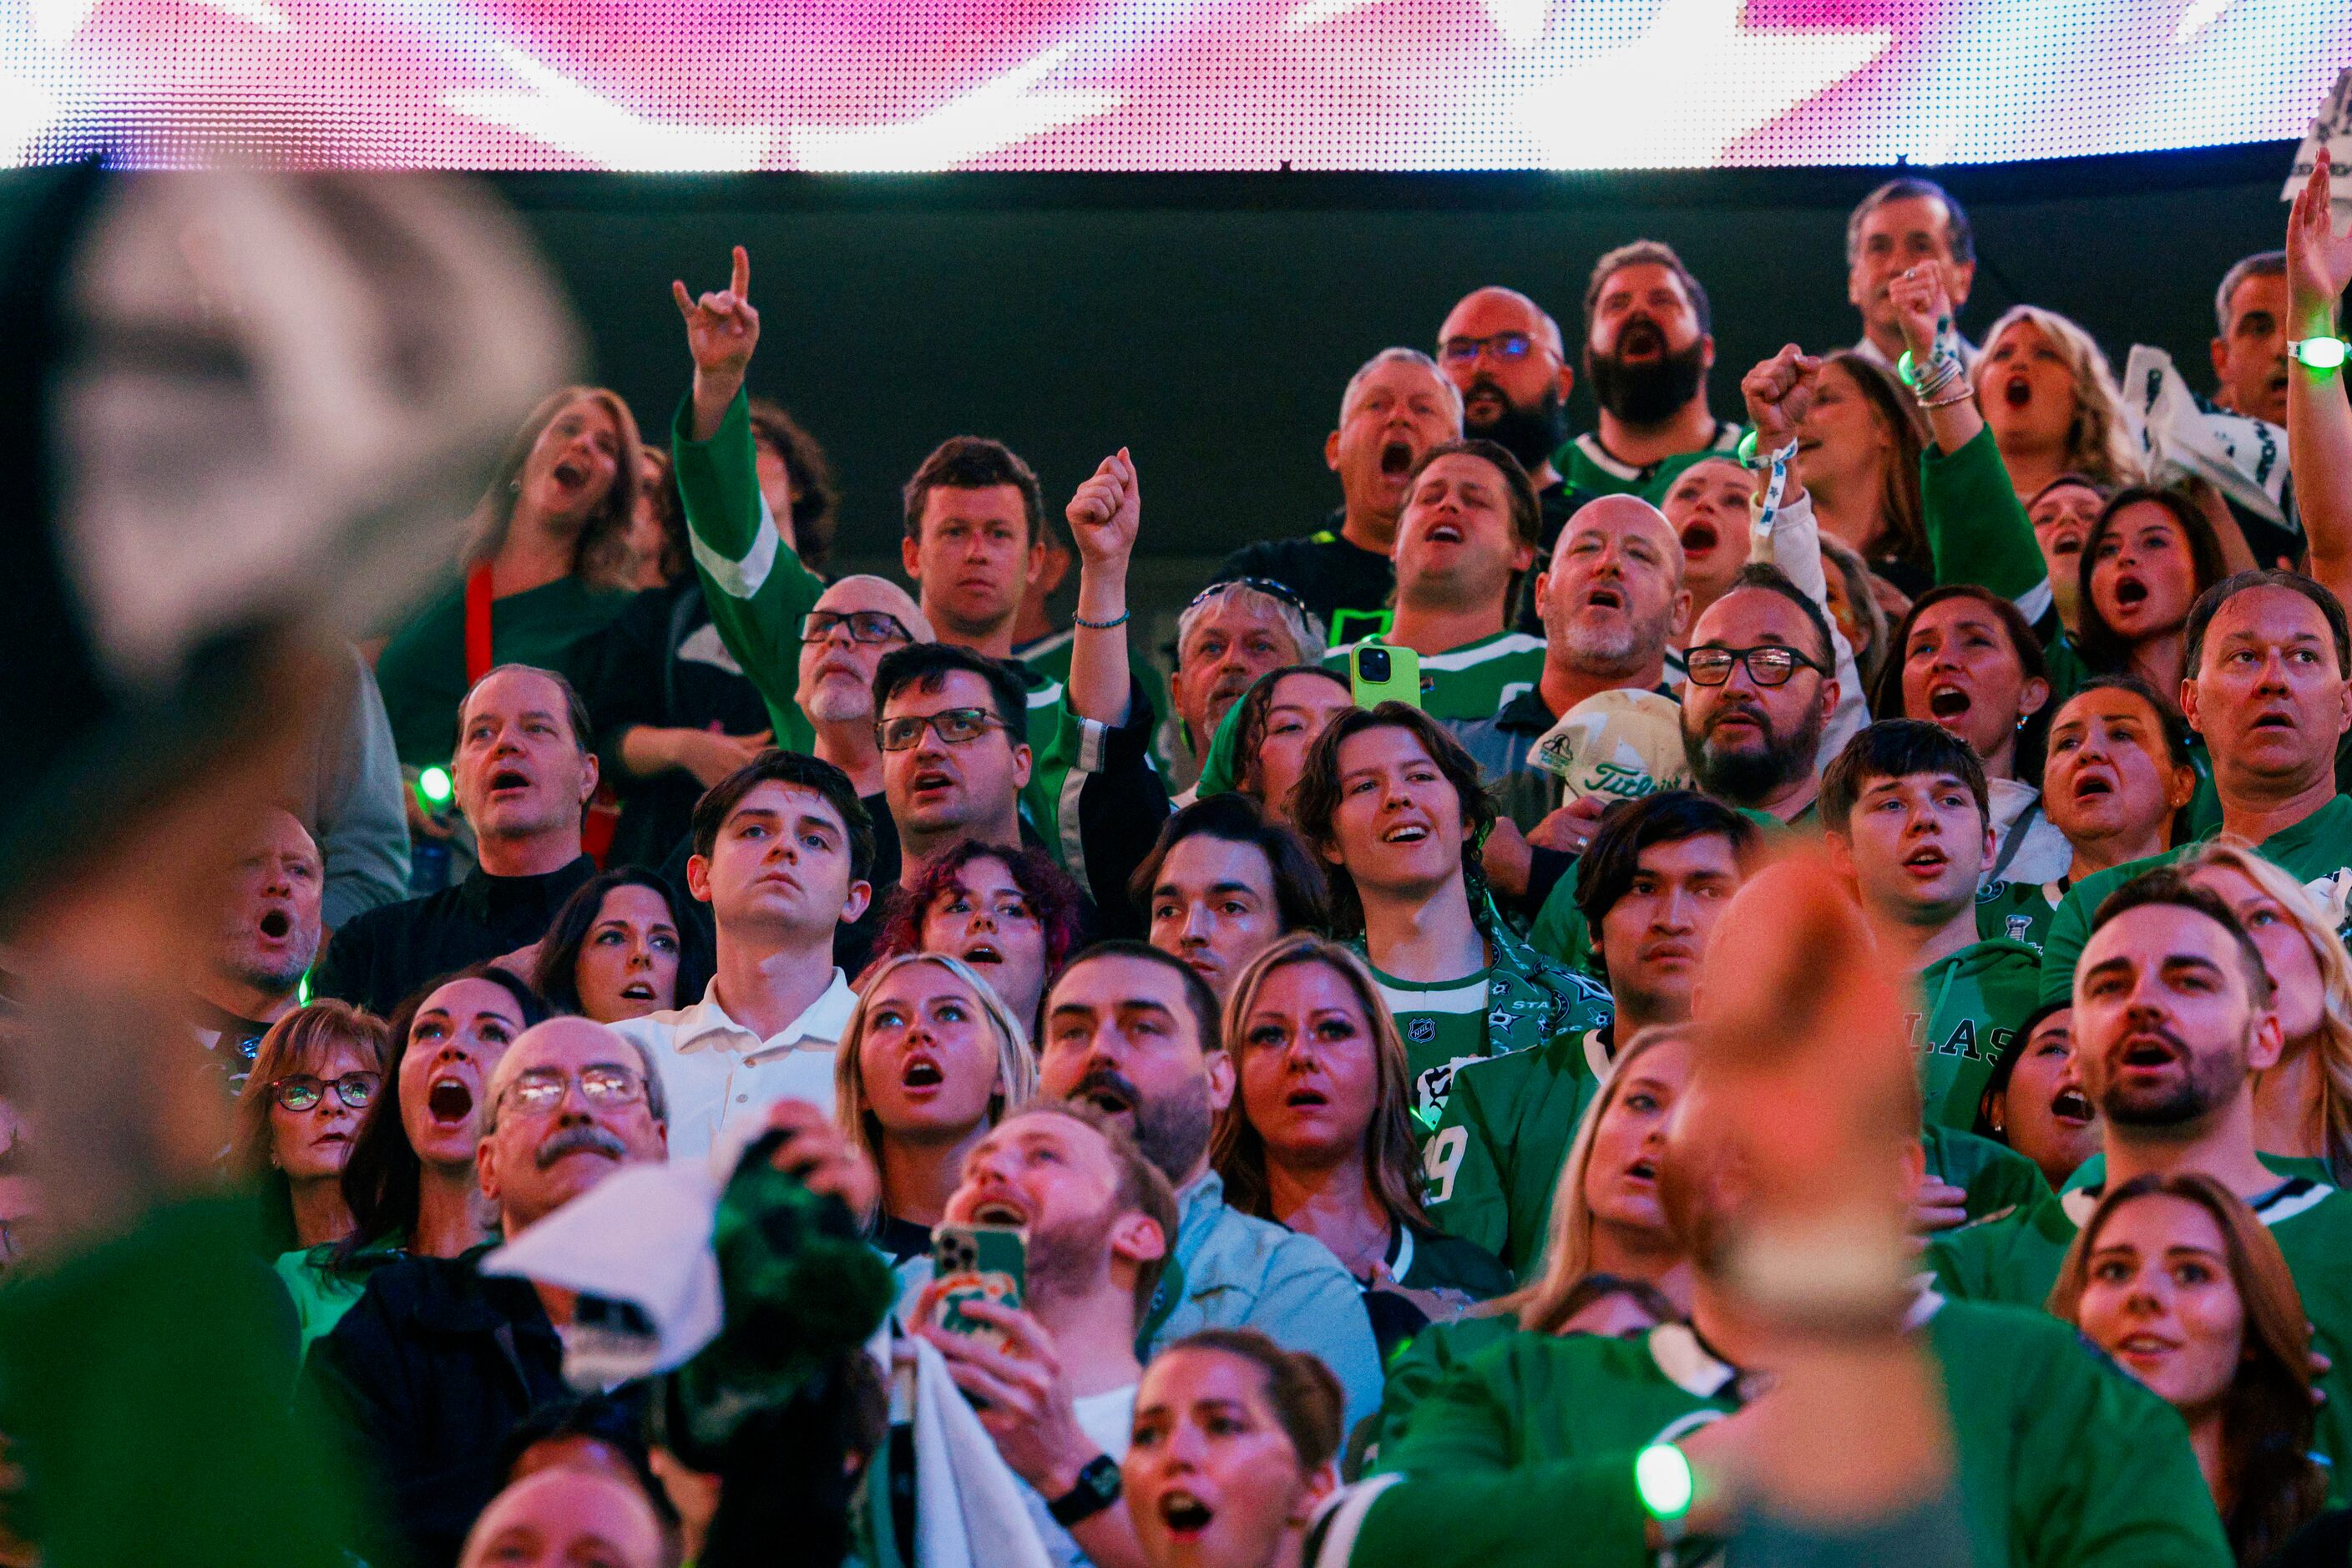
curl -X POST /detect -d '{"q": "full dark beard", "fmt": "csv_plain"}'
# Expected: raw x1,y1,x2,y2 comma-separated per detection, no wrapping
1588,336,1708,426
1681,702,1823,808
1464,379,1569,473
1130,1078,1214,1186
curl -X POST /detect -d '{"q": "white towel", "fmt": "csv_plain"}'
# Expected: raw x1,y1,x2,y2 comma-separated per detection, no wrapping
2122,345,2289,528
902,1333,1056,1568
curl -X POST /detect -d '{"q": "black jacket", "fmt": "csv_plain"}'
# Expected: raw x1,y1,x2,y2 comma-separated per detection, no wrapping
312,856,598,1014
306,1249,604,1568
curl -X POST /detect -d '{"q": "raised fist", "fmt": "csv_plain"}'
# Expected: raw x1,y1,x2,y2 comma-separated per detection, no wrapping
1740,344,1822,453
1065,448,1141,571
1885,264,1955,364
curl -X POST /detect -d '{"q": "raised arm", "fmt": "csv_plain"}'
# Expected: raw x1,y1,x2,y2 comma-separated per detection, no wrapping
1742,346,1864,754
673,244,759,444
2288,149,2352,610
1890,266,2051,612
1063,449,1141,726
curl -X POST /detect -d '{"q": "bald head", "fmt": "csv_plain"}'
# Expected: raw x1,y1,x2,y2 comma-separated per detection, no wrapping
799,573,933,728
816,574,933,642
459,1468,666,1568
478,1015,669,1234
1536,494,1689,675
1439,286,1565,359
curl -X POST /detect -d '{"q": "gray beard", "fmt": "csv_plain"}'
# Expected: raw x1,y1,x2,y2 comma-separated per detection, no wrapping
805,681,871,725
1558,609,1668,675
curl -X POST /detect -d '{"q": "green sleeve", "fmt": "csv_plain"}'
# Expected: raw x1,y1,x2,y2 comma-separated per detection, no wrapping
1421,1062,1512,1264
2007,1332,2233,1567
1920,427,2051,606
1526,859,1592,971
1923,1125,2054,1222
670,390,826,751
1922,1228,1997,1302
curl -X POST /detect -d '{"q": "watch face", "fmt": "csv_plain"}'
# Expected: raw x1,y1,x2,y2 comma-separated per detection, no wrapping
1082,1456,1121,1500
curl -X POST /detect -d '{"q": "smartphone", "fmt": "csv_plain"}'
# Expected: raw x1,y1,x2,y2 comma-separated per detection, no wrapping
1349,643,1424,711
928,1223,1027,1350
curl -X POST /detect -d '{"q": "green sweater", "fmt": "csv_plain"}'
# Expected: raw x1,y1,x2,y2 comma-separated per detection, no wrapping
2036,792,2352,1006
1319,1300,2228,1568
1928,1176,2352,1497
1914,938,2044,1131
375,573,634,766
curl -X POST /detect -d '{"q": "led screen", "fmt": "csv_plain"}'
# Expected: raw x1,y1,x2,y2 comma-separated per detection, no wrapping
5,0,2348,172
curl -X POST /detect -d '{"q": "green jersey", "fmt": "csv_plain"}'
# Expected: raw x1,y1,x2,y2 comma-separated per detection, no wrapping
1365,922,1613,1131
1324,630,1545,724
673,390,1067,756
1319,1301,2228,1568
1914,938,2043,1131
1424,1026,1615,1279
375,573,633,766
1924,1122,2054,1220
2060,1148,2334,1196
1557,422,1747,505
1929,1177,2352,1495
2037,792,2352,1007
1975,876,2064,952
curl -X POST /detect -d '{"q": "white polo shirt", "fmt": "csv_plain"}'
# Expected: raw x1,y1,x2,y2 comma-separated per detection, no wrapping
614,972,858,1166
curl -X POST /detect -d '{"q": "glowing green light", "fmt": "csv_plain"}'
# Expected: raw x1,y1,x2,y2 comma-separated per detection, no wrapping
297,972,312,1007
1733,428,1758,466
1895,349,1918,388
2291,336,2349,372
1635,1444,1694,1520
418,766,454,806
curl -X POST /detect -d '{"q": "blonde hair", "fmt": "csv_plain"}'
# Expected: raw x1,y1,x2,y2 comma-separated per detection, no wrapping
1494,1023,1692,1334
834,953,1037,1198
463,385,646,591
1972,306,2140,490
1209,935,1431,1235
2180,842,2352,1185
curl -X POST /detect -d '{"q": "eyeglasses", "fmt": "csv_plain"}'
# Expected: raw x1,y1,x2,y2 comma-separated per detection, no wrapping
1438,332,1535,366
1185,575,1312,618
802,609,913,646
500,1065,647,1115
875,708,1009,752
271,1072,381,1113
1683,645,1826,688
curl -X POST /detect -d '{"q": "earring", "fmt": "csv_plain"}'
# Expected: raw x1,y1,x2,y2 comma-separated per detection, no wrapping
508,478,522,494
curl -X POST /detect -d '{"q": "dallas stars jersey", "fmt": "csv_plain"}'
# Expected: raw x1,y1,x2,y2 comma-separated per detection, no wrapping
1915,938,2043,1131
1323,630,1545,724
674,389,1066,756
1424,1026,1613,1280
1929,1176,2352,1497
1975,876,2064,952
1315,1302,2228,1568
2036,793,2352,1007
1556,421,1746,505
1363,923,1612,1136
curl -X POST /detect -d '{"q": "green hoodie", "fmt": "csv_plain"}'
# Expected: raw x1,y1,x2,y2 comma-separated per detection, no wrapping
1317,1300,2229,1568
1928,1176,2352,1497
2036,792,2352,1007
1914,938,2044,1131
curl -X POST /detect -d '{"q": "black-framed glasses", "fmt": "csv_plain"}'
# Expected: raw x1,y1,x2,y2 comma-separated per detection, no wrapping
1683,645,1825,688
271,1072,381,1113
1438,332,1535,365
875,708,1009,752
1186,575,1311,617
802,609,913,646
501,1065,647,1115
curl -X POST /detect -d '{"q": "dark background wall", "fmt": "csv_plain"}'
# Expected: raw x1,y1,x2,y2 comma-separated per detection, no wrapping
487,138,2301,588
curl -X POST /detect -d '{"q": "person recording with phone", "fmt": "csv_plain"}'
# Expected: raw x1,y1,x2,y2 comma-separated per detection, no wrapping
1323,441,1547,724
913,1102,1180,1568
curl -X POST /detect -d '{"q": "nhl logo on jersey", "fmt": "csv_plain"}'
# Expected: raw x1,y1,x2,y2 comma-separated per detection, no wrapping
1408,1016,1437,1044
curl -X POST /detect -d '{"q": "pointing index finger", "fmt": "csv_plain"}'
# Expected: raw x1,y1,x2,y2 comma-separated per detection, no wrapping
730,245,751,301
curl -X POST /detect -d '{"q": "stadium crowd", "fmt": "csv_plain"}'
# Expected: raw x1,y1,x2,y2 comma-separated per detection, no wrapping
15,153,2352,1568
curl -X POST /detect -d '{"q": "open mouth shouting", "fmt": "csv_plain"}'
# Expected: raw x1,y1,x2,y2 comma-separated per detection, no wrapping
965,1186,1031,1228
487,766,534,801
1074,1065,1140,1124
1678,518,1720,557
960,940,1004,969
2002,376,2033,409
426,1073,477,1128
256,906,294,943
1925,682,1972,721
2113,1030,2184,1079
1424,518,1465,546
2068,766,2117,806
549,454,593,496
2050,1085,2095,1127
619,979,659,1004
1617,318,1665,361
909,767,959,803
1378,439,1415,480
2109,573,2150,613
1157,1490,1214,1540
900,1052,946,1093
1581,583,1626,615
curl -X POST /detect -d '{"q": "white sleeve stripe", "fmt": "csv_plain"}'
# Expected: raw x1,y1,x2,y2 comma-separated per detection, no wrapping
2012,577,2055,627
1307,1474,1404,1568
688,493,783,600
1055,716,1108,889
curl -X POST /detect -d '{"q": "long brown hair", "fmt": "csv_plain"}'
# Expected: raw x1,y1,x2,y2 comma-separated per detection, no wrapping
1823,351,1930,576
231,1001,392,1254
463,385,645,591
1290,703,1495,937
1210,936,1430,1237
2073,487,2231,675
2050,1173,2327,1563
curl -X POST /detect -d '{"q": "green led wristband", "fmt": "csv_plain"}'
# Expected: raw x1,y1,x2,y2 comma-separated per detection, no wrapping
1734,427,1758,466
2290,336,2349,372
1895,348,1917,388
417,765,455,807
1636,1442,1694,1523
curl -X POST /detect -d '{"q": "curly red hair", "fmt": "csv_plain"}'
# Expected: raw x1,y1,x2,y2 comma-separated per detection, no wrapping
860,841,1087,1011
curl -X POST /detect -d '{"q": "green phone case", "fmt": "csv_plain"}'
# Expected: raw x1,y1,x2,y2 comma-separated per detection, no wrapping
930,1223,1028,1348
1349,642,1424,710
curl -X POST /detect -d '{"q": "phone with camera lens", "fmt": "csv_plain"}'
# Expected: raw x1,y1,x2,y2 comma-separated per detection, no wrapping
1349,643,1424,711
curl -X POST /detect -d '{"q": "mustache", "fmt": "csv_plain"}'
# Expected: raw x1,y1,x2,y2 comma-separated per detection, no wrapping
536,1124,629,1168
1073,1064,1142,1110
